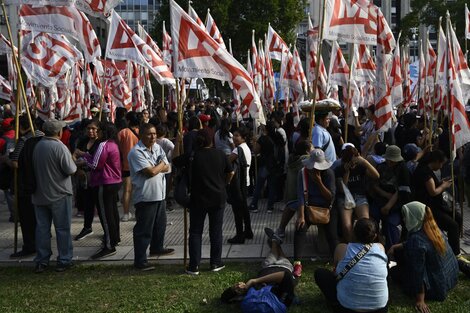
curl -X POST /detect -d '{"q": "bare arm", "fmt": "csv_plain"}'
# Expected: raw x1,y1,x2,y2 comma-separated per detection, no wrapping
425,177,452,197
245,272,286,289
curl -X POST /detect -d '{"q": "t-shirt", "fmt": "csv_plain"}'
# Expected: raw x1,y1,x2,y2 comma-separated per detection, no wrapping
190,148,233,208
232,142,251,187
335,161,368,195
117,127,139,171
32,137,77,205
311,124,336,163
297,168,336,208
257,135,275,168
156,137,175,160
412,164,443,211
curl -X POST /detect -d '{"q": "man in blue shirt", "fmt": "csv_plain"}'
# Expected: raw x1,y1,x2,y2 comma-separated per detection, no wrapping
128,123,172,271
311,111,336,163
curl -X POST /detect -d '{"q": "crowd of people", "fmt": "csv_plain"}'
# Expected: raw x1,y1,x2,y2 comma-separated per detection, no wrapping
1,98,470,312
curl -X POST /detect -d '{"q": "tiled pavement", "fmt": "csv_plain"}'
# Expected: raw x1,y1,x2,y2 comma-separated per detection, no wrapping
1,194,469,266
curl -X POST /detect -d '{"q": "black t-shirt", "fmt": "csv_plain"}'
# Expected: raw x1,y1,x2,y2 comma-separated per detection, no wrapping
189,148,233,208
412,164,443,211
374,161,411,210
335,162,367,195
76,136,99,155
257,135,275,168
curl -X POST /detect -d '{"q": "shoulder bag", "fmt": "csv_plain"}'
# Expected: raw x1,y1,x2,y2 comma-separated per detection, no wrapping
302,167,330,225
336,243,372,281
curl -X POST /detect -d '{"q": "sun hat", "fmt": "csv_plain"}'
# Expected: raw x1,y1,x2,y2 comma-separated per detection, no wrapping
342,143,355,150
302,149,332,170
383,145,403,162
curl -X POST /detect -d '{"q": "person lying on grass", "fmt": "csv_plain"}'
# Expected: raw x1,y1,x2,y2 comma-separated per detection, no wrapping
221,228,297,313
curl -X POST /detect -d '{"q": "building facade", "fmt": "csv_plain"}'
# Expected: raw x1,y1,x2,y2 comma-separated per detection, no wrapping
114,0,163,31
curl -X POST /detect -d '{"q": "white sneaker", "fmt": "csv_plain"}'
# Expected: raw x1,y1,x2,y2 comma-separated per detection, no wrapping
121,213,132,222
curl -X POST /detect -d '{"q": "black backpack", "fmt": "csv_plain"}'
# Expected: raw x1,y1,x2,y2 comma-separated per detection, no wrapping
270,131,286,174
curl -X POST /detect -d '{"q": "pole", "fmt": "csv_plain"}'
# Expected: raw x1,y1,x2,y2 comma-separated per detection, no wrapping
308,0,328,141
13,74,22,253
98,75,106,121
161,84,165,108
344,44,355,144
430,18,442,147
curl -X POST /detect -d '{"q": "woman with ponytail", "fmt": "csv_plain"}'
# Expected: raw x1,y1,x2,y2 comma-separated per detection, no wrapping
388,202,458,313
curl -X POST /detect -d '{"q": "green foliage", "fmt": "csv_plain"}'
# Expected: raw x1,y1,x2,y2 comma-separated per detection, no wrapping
399,0,467,47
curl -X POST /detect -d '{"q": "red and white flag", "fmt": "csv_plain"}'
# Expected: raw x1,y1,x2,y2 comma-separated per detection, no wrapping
162,21,173,69
6,0,74,5
324,0,379,45
448,20,470,102
75,9,101,63
205,9,226,50
75,0,120,17
128,62,144,112
328,41,349,87
21,31,83,87
389,37,403,107
466,4,470,40
0,74,12,102
401,46,412,107
252,31,262,97
263,38,275,107
188,4,205,29
170,0,265,124
306,17,327,88
425,36,437,87
138,23,163,59
280,49,304,101
106,11,175,87
353,44,376,82
436,24,447,86
102,59,132,110
266,24,289,61
0,34,17,55
293,45,307,94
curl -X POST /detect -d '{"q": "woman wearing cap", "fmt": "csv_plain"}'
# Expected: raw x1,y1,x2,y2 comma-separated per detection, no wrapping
293,148,337,277
412,150,465,261
335,143,379,243
388,202,458,313
370,145,411,250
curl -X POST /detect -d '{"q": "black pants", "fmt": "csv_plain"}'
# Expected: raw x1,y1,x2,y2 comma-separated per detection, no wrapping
314,268,388,313
76,185,96,229
189,206,224,268
231,196,252,236
294,205,339,260
18,195,36,252
432,208,462,255
93,183,121,249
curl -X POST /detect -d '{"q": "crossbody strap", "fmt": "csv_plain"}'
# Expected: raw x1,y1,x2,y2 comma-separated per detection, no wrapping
336,243,373,281
302,167,309,206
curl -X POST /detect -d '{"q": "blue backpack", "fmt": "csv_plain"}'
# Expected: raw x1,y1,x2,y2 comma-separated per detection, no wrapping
241,285,287,313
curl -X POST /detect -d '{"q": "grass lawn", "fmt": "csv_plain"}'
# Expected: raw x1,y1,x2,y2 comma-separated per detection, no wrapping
1,262,469,313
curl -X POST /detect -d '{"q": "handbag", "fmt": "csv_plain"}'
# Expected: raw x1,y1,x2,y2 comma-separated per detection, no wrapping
342,181,356,210
302,167,330,225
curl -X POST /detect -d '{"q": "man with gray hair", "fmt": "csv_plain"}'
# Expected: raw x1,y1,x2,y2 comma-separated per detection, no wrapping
32,119,77,273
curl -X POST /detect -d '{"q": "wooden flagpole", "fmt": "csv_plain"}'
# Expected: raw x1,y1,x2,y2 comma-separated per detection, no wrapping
12,71,21,254
430,17,442,147
308,0,327,141
344,43,355,144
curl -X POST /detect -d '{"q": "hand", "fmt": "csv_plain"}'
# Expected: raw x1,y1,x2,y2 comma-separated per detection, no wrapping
441,179,453,189
245,279,256,290
74,149,85,158
415,300,431,313
296,216,305,230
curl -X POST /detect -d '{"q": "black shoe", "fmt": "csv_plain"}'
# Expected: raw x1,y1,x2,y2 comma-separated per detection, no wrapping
10,250,36,259
35,263,48,274
90,247,117,260
55,262,74,272
75,228,93,241
185,265,199,275
135,263,155,271
227,235,245,244
264,227,283,244
210,263,225,272
244,230,254,239
149,248,175,257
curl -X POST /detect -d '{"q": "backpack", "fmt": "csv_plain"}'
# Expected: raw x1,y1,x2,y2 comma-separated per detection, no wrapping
0,135,15,190
269,132,286,175
241,285,287,313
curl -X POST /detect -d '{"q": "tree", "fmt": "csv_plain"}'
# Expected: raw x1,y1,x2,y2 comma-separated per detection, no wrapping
399,0,467,46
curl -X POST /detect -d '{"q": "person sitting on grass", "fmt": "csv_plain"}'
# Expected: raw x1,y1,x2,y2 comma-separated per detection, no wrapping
388,201,459,313
314,218,389,313
221,228,297,313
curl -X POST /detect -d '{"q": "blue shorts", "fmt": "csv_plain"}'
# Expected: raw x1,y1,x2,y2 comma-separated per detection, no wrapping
337,194,369,210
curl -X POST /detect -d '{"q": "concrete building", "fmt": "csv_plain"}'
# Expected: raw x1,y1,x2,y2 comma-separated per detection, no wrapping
114,0,163,31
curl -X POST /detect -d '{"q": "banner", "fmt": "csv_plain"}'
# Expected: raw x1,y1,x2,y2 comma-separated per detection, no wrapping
266,25,289,61
6,0,74,4
353,44,376,82
75,0,120,17
466,4,470,40
102,59,132,109
162,21,173,69
205,9,226,50
389,39,403,107
328,41,349,87
138,24,163,59
106,11,175,86
0,74,12,101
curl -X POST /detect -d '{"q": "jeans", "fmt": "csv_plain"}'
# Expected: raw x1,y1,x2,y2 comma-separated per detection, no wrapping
250,166,278,209
189,206,224,268
34,195,73,266
133,201,167,266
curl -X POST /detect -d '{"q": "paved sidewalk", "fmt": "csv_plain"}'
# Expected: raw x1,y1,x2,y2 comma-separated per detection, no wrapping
1,194,469,266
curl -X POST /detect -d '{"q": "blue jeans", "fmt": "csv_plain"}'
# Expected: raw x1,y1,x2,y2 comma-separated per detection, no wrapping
34,195,73,266
250,166,278,209
189,206,224,268
133,201,167,266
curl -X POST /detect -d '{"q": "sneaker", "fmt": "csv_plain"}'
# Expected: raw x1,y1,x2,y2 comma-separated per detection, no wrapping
457,254,470,264
10,250,36,259
276,228,286,238
90,247,117,260
121,212,132,222
55,262,74,272
210,264,225,272
293,261,302,278
149,248,175,257
227,235,245,244
35,263,48,274
185,266,200,275
135,263,155,271
248,205,258,213
267,208,274,214
264,227,283,244
75,228,93,241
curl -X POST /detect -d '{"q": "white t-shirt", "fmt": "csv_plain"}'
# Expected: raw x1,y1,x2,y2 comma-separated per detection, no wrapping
232,142,251,186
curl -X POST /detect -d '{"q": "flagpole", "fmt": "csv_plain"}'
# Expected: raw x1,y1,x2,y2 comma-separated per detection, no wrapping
344,44,355,144
430,17,442,146
308,0,327,141
422,36,428,135
98,73,106,121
